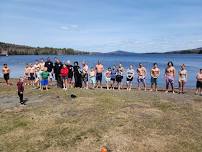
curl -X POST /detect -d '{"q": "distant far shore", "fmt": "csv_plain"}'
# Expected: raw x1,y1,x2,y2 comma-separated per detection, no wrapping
1,42,202,55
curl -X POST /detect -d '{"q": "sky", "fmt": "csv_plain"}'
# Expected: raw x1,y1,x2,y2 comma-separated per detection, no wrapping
0,0,202,53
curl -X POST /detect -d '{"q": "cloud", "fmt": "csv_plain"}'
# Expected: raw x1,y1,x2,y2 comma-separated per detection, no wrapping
197,39,202,42
59,24,79,31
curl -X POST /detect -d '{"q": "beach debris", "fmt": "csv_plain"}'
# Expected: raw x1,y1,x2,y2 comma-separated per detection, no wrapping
100,145,111,152
70,94,77,98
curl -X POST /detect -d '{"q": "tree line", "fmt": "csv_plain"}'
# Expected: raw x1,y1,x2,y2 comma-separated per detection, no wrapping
0,42,89,55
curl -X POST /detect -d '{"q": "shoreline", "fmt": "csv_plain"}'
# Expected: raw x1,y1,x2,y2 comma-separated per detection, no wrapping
0,78,197,92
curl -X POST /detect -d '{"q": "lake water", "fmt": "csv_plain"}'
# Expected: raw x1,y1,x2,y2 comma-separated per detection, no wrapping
0,54,201,88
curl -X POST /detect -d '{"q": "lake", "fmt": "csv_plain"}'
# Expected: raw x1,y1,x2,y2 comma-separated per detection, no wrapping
0,54,201,88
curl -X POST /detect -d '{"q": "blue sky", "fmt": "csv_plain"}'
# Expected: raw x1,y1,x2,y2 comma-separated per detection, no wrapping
0,0,202,53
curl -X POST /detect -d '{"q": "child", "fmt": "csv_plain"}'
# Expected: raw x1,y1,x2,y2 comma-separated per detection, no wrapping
126,65,135,91
178,64,187,94
89,67,96,89
40,67,49,91
60,64,69,90
196,69,202,95
105,67,111,90
17,77,24,104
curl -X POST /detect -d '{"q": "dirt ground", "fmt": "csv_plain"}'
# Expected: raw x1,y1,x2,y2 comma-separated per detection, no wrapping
0,79,202,152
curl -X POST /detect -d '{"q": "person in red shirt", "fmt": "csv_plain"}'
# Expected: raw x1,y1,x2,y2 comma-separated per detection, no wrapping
17,77,25,104
60,64,69,90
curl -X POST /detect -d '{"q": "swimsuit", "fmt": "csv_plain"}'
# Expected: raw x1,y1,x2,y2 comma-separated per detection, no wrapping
3,73,9,81
165,75,174,85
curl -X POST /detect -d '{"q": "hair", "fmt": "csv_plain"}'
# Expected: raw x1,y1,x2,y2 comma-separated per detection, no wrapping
181,64,186,67
167,61,173,66
153,63,157,66
200,69,202,71
74,61,78,66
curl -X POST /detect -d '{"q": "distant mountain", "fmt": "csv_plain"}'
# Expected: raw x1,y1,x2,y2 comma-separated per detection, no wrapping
164,47,202,54
93,50,138,56
0,42,89,55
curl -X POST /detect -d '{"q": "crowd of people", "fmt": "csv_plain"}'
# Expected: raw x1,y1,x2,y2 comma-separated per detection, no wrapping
1,58,202,104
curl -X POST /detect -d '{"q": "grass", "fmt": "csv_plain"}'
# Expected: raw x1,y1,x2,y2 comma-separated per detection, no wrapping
0,79,202,152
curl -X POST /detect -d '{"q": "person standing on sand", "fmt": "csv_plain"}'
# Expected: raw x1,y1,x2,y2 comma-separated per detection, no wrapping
82,62,89,89
40,67,49,91
29,64,36,86
73,61,82,88
195,69,202,95
105,67,111,90
137,63,147,91
66,60,74,88
178,64,188,94
60,64,69,90
17,77,25,105
95,61,104,88
150,63,160,92
126,65,135,91
54,58,63,88
165,61,176,93
110,65,117,90
89,67,96,89
45,57,54,86
116,64,124,90
2,64,10,85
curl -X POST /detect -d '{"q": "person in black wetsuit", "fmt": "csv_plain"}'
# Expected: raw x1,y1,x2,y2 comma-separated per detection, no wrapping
73,61,82,88
66,60,74,88
54,58,63,88
44,57,54,85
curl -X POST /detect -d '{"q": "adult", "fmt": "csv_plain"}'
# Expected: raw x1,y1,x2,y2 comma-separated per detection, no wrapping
54,58,63,88
116,64,124,90
165,61,176,93
137,63,147,91
29,64,36,86
73,61,82,88
45,57,54,85
126,65,135,91
95,61,104,88
150,63,160,92
82,62,89,89
2,64,10,85
110,65,117,90
178,64,187,94
195,69,202,95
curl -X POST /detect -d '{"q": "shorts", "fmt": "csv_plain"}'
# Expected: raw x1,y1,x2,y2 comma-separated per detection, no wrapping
96,73,102,82
61,76,68,80
127,77,133,82
82,73,88,82
4,73,9,81
116,75,123,83
68,73,73,79
196,81,202,89
41,79,48,86
49,73,53,79
111,77,116,81
137,77,146,83
30,73,35,80
166,76,174,85
151,77,157,85
105,77,111,82
89,77,96,84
